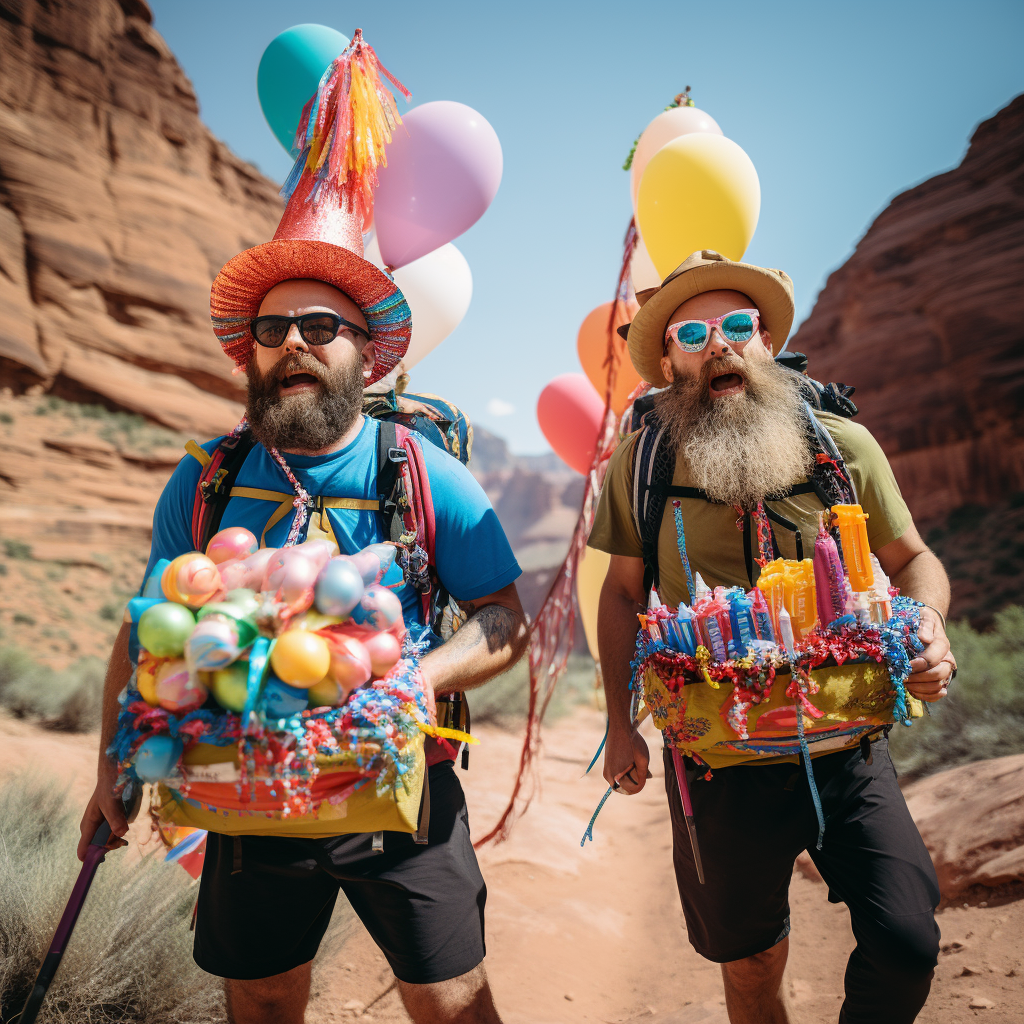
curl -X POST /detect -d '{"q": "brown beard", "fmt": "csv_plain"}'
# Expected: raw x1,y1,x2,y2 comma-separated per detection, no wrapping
653,354,812,510
246,352,364,453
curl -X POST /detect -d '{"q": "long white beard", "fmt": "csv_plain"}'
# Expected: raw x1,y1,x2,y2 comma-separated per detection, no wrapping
654,355,813,509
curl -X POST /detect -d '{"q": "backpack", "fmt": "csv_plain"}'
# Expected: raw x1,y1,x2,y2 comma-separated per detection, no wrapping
631,364,860,597
362,391,474,466
183,418,470,767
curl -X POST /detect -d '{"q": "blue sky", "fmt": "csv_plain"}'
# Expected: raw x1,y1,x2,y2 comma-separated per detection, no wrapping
151,0,1024,454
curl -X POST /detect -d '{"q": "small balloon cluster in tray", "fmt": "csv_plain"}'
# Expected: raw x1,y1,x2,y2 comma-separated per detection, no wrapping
110,527,444,816
636,505,925,731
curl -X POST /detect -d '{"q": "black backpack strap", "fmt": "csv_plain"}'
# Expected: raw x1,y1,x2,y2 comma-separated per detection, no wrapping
190,429,257,552
630,417,677,595
375,418,409,546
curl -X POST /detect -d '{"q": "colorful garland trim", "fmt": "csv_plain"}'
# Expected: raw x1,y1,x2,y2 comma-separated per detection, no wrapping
108,658,440,819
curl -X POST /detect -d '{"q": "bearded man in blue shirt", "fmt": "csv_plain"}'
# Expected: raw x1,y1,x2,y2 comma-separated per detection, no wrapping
78,110,528,1024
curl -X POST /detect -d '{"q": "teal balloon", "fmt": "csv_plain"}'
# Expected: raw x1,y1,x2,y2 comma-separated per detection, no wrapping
257,24,350,152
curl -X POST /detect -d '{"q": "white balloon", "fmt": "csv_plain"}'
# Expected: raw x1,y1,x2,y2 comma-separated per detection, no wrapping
362,234,472,371
630,106,723,213
630,235,662,293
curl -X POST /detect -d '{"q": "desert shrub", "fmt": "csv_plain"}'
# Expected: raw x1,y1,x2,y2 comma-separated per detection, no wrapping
890,606,1024,779
470,653,600,726
0,777,353,1023
0,647,104,731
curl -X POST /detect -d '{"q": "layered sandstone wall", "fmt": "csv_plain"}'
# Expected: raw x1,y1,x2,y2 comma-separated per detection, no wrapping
792,94,1024,521
0,0,283,435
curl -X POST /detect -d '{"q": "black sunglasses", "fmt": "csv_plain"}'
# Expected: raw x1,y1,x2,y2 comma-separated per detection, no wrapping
250,313,371,349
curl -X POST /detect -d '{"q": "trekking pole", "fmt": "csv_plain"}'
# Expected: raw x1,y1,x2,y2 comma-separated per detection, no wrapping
15,781,142,1024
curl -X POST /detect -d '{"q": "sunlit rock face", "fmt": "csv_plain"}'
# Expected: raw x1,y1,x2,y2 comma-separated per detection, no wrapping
792,94,1024,620
0,0,283,435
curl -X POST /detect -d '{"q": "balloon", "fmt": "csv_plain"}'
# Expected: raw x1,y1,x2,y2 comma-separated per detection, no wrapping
270,629,331,688
630,235,662,292
143,559,171,598
138,602,197,658
350,585,405,634
134,735,183,783
576,299,641,416
257,24,351,152
364,235,472,369
295,538,338,571
220,548,277,591
636,134,760,279
364,632,402,677
263,549,319,614
307,675,345,709
162,552,223,608
136,653,163,706
223,589,260,619
349,543,402,588
187,616,243,671
576,546,611,663
261,676,310,720
155,659,208,713
322,631,373,693
206,527,259,565
198,602,258,647
629,106,723,212
375,101,503,269
315,558,365,617
536,373,605,476
210,662,249,712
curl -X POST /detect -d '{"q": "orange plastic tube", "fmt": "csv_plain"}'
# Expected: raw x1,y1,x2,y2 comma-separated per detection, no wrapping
832,504,875,592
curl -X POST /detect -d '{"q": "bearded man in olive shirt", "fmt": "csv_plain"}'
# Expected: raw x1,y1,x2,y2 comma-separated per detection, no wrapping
588,251,956,1024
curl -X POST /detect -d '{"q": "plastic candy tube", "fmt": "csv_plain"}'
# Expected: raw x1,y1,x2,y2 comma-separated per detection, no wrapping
778,605,796,657
832,504,875,593
813,517,846,627
749,588,775,643
675,605,699,656
727,591,758,658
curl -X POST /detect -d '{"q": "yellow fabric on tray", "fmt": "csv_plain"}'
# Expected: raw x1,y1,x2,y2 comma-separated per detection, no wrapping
157,732,425,838
644,660,922,769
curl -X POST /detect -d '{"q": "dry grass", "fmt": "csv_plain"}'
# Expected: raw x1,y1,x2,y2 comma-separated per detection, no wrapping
0,776,353,1023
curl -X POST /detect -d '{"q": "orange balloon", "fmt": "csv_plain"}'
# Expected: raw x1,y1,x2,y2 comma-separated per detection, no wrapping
576,299,641,415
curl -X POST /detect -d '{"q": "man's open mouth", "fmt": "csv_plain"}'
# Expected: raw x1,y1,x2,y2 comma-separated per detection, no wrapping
709,372,745,397
279,372,321,390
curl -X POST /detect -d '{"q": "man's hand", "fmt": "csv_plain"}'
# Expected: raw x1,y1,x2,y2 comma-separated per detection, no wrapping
602,724,651,796
78,759,128,861
907,605,956,702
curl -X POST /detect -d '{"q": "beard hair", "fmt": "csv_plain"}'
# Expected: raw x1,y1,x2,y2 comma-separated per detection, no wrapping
653,353,812,510
246,352,364,453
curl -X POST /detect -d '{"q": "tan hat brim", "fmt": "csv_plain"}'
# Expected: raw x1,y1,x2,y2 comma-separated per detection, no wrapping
627,261,795,388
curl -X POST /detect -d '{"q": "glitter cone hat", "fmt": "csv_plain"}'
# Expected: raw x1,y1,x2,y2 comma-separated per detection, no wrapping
210,30,412,385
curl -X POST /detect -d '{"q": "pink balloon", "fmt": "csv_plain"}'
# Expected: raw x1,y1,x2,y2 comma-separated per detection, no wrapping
536,373,605,476
375,101,503,270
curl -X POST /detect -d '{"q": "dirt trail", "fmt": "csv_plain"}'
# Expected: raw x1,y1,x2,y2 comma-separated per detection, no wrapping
5,708,1023,1023
313,708,1024,1024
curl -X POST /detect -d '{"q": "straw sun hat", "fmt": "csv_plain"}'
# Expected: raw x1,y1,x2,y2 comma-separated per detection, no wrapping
625,249,795,388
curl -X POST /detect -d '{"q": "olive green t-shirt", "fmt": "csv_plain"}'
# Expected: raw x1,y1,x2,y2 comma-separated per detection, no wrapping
588,411,912,607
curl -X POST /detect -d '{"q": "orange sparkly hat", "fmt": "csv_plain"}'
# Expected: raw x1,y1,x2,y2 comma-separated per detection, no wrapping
210,30,412,385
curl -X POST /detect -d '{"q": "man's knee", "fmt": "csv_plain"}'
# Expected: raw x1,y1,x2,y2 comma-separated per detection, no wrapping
721,938,789,994
399,963,499,1024
225,964,311,1024
860,913,940,977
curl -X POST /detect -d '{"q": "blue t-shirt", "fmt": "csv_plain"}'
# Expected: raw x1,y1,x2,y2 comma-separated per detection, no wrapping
143,417,521,629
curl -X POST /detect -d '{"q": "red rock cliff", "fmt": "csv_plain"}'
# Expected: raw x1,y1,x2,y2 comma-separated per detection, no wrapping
0,0,283,435
792,94,1024,521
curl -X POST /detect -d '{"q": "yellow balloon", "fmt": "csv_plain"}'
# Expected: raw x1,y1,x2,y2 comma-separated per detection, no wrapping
576,546,611,663
270,629,331,688
636,134,760,280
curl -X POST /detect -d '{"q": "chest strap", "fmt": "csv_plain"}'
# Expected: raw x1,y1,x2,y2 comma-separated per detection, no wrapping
226,486,383,547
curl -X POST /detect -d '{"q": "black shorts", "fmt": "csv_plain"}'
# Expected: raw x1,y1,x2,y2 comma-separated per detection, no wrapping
664,737,941,965
193,761,486,984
